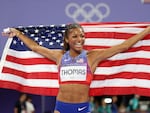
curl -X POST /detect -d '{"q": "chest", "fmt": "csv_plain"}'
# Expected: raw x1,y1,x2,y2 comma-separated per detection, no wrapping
59,52,88,81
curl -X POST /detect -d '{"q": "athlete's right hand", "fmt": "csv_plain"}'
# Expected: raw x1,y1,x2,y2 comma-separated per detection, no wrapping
2,28,22,38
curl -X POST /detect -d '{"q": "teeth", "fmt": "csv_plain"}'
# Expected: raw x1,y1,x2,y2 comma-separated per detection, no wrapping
75,45,82,47
75,43,83,47
75,43,81,45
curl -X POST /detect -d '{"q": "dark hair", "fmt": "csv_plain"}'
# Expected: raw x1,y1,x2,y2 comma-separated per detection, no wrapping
19,93,27,98
63,23,84,51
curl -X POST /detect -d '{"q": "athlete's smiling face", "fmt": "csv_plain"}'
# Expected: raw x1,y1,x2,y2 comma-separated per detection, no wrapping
66,28,85,53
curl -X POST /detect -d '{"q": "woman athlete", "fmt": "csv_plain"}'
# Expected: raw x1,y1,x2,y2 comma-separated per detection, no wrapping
2,24,150,113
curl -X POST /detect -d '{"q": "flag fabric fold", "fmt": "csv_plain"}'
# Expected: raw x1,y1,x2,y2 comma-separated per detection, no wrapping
0,22,150,96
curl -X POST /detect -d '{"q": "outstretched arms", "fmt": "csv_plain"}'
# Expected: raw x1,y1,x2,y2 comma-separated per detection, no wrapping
2,28,63,64
88,26,150,73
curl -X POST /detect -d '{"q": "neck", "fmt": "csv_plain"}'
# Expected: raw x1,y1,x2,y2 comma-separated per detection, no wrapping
69,49,82,58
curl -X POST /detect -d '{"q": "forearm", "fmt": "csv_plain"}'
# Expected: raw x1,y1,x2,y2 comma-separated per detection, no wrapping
3,28,39,51
91,26,150,64
17,31,39,51
122,26,150,50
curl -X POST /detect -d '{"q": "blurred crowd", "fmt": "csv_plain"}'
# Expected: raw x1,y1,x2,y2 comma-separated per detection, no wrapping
14,93,35,113
89,95,150,113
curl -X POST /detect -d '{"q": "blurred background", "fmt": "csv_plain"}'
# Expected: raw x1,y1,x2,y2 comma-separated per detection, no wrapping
0,0,150,113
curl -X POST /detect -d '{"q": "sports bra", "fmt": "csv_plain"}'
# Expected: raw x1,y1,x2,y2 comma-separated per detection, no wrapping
59,50,93,85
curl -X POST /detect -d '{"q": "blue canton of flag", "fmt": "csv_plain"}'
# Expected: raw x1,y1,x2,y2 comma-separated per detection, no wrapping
10,24,66,51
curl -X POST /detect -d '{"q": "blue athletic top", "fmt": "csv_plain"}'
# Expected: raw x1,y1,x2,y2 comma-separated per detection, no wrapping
59,50,93,85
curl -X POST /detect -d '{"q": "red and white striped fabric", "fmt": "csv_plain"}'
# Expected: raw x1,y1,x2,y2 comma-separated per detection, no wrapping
0,22,150,96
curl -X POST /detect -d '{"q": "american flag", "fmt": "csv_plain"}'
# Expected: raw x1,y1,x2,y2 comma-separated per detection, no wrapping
0,22,150,96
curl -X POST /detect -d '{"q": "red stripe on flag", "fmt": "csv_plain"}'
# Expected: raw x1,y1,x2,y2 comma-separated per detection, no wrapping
2,67,58,79
0,80,58,96
94,72,150,80
99,58,150,67
90,87,150,96
6,55,55,65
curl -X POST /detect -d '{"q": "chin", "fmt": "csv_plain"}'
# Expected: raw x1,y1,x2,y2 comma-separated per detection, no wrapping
75,48,83,53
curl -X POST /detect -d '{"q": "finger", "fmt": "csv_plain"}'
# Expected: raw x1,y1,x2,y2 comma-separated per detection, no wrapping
1,32,10,37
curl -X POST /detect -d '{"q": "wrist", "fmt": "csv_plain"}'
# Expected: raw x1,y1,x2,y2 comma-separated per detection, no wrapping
16,31,22,37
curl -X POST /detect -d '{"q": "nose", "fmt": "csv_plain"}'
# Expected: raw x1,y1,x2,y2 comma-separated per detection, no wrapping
77,36,83,42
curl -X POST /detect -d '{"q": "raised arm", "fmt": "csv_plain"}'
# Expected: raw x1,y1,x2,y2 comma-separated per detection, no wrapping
2,28,63,64
88,26,150,73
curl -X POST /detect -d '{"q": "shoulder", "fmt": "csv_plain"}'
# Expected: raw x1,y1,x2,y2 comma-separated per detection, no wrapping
57,50,67,65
